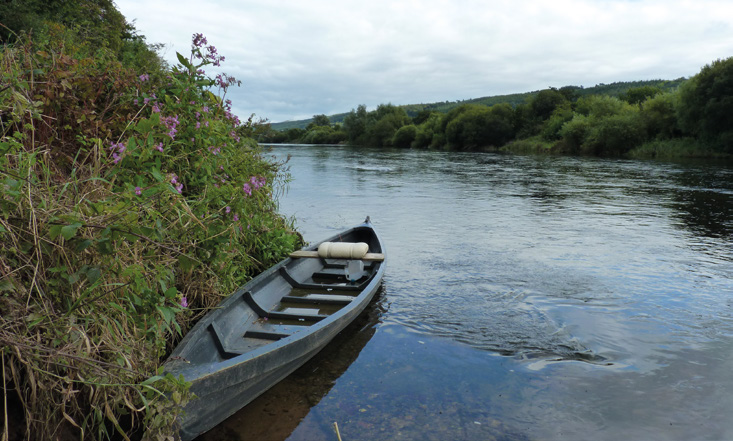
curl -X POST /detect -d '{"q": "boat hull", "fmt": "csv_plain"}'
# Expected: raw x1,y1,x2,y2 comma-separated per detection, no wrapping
163,219,385,440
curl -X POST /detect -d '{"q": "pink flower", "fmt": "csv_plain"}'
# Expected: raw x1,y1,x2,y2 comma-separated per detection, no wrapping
135,186,142,196
155,143,164,152
225,206,231,214
243,183,252,196
139,73,150,82
233,214,239,221
180,296,188,308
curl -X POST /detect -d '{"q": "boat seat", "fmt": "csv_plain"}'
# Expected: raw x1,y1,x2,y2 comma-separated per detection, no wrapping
281,294,353,306
279,267,373,291
209,322,244,358
243,290,328,322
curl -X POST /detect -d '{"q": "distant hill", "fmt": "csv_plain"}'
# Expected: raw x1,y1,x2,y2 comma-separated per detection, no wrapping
269,79,686,131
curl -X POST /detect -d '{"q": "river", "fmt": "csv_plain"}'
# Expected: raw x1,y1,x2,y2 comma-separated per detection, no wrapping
200,145,733,441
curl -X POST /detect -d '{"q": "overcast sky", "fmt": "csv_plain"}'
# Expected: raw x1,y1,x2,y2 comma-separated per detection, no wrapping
115,0,732,123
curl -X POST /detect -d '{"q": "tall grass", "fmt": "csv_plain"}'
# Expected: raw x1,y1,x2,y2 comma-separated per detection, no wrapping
1,29,301,440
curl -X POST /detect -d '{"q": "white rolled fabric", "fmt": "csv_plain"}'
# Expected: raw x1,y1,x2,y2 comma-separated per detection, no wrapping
317,242,369,259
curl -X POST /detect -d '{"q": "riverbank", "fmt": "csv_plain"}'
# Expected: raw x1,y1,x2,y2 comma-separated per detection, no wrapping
1,23,301,441
260,58,733,160
495,136,733,160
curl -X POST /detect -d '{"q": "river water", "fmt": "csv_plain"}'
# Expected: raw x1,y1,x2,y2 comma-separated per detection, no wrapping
201,145,733,441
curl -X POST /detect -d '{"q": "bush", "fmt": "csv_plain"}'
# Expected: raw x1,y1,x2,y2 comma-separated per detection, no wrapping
584,113,647,155
392,124,417,148
0,32,301,440
559,115,592,153
641,92,681,139
678,57,733,152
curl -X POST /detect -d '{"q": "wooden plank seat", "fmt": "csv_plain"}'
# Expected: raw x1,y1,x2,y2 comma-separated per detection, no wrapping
281,294,353,306
279,267,369,291
244,323,305,341
243,290,328,322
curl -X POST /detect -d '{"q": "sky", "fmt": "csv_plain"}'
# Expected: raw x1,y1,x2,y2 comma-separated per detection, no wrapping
114,0,733,123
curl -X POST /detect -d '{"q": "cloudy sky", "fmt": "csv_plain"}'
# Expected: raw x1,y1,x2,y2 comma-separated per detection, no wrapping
115,0,732,123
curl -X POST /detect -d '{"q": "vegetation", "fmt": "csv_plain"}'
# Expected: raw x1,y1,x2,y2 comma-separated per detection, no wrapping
1,5,301,441
263,69,732,159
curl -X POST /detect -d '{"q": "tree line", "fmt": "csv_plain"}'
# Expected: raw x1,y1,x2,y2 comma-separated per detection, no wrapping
259,60,733,158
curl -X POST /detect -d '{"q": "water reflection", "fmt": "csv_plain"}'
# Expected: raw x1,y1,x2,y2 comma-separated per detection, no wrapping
256,145,733,440
196,286,388,441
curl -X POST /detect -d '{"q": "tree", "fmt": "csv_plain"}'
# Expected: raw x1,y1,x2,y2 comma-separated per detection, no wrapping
530,88,568,120
392,125,417,148
622,86,663,106
307,114,331,130
343,105,368,144
678,57,733,151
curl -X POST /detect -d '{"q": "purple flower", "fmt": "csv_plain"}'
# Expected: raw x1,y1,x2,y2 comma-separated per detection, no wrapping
155,143,164,152
175,183,183,194
225,206,231,214
139,73,150,82
243,183,252,196
233,214,239,221
180,296,188,308
135,186,142,196
170,174,178,185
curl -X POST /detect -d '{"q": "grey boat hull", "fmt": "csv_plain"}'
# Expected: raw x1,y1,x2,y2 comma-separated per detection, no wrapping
163,218,385,440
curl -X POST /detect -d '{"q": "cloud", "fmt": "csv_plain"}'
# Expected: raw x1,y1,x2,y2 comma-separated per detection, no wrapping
116,0,733,122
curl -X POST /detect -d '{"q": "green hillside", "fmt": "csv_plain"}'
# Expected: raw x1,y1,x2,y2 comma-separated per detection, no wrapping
270,79,686,131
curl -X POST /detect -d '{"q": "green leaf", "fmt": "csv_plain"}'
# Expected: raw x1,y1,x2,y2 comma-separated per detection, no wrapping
178,254,198,272
61,223,83,240
158,306,175,325
74,239,93,252
176,52,193,71
85,266,101,284
141,375,164,386
150,167,164,182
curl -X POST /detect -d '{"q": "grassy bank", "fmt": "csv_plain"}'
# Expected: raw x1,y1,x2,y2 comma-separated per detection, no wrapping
1,24,301,441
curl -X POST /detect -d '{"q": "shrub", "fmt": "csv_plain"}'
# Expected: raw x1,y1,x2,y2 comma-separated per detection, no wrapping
392,124,417,148
0,32,301,440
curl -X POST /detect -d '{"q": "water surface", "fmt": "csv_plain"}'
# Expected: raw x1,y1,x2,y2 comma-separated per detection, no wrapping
202,146,733,441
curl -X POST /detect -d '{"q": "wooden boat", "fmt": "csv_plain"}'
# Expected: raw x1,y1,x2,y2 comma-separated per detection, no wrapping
163,217,386,440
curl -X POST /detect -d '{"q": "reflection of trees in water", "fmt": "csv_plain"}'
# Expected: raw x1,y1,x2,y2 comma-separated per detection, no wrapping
198,286,387,441
669,170,733,239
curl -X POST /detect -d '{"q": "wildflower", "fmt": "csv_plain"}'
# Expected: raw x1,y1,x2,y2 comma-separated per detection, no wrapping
175,183,183,194
135,186,142,196
180,296,188,308
243,183,252,196
139,73,150,82
152,103,161,113
233,214,239,221
109,141,126,164
155,143,164,152
171,174,178,185
225,206,231,214
193,33,207,48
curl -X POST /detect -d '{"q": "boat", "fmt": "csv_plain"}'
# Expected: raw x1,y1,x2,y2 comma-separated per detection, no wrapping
162,217,386,440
